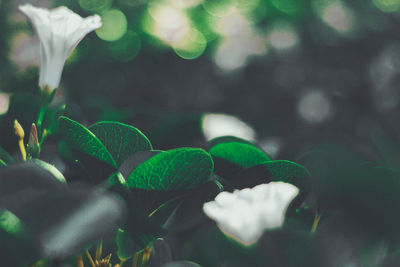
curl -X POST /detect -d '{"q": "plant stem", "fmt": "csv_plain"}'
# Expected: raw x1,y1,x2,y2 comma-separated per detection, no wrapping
141,247,152,267
77,255,84,267
96,239,103,261
36,104,46,133
18,139,26,161
86,249,96,267
133,252,141,267
14,120,26,161
310,214,321,233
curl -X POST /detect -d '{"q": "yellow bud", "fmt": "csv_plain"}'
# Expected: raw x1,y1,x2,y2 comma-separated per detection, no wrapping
13,119,25,140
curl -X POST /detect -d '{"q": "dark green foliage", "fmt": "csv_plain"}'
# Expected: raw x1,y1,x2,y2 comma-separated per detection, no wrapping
372,126,400,170
89,121,152,167
209,141,270,169
58,116,117,167
208,136,310,203
0,162,126,262
58,116,154,183
126,148,214,191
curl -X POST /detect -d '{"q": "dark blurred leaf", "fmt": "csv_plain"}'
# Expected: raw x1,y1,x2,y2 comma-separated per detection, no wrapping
0,213,39,266
299,144,400,238
149,239,173,267
111,185,179,254
116,228,139,261
372,126,400,170
314,213,387,267
8,93,40,128
126,148,214,191
170,180,222,233
19,186,125,259
150,196,183,230
297,144,365,212
382,253,400,267
0,162,66,213
89,121,152,167
256,228,318,267
148,113,202,149
211,157,245,181
0,162,126,260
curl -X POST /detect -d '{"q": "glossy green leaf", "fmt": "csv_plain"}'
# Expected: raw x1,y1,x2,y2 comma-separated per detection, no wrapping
127,148,214,191
263,160,311,196
89,121,152,167
209,142,270,169
58,116,116,167
208,136,256,148
32,159,67,184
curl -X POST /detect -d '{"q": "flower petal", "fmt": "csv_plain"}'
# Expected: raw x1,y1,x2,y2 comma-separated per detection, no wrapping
18,4,102,91
203,182,299,245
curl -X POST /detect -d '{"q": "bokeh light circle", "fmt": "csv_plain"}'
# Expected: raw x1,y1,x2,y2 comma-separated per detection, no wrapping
173,28,207,59
96,9,128,42
298,91,332,123
108,31,141,61
271,0,302,14
202,0,239,17
78,0,112,12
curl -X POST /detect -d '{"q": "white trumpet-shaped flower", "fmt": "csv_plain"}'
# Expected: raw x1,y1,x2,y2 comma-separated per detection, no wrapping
19,4,102,91
203,182,299,245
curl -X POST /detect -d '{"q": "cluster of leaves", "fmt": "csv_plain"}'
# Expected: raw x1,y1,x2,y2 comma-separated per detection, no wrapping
3,89,400,267
0,90,316,266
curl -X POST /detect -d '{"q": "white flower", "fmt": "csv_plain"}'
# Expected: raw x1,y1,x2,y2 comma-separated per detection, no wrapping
19,4,102,91
201,113,256,141
203,182,299,245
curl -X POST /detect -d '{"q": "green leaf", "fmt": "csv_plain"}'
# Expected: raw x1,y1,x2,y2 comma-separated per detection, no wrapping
126,148,214,191
209,142,270,169
116,228,137,260
0,159,6,167
262,160,311,196
89,121,152,167
58,116,116,168
0,146,14,165
208,136,256,148
0,210,26,236
31,159,67,184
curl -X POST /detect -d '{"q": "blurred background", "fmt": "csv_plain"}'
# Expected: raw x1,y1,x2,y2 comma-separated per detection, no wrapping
1,0,400,161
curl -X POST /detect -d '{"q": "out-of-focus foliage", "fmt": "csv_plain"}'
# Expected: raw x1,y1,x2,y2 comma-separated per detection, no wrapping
2,0,400,266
